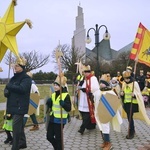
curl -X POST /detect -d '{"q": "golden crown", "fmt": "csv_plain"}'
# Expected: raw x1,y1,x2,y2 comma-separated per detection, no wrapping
54,75,67,87
15,57,27,66
126,66,132,71
122,71,131,78
83,65,91,72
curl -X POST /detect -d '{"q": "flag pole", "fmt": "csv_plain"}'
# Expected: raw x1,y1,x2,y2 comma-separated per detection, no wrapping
128,22,150,137
56,41,64,150
128,58,138,138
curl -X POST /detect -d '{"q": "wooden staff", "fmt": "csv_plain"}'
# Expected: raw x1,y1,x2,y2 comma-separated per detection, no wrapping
72,77,76,118
55,42,64,150
7,52,13,83
73,60,80,117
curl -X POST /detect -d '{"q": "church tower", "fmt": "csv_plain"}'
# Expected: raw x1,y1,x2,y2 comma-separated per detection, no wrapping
72,5,86,57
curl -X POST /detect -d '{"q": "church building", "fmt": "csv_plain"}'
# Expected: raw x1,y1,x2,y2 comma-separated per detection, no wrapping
72,5,133,63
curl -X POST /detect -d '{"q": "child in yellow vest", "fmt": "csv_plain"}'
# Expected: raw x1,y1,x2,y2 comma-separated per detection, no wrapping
46,75,71,150
3,112,13,144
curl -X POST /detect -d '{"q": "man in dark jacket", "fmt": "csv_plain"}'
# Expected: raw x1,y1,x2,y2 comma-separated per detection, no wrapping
136,70,146,91
4,57,32,150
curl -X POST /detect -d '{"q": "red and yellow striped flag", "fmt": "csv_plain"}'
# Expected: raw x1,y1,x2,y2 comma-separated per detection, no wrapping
129,23,150,67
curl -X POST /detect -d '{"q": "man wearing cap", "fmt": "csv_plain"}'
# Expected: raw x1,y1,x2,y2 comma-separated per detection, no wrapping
4,57,32,150
46,75,71,150
136,70,145,91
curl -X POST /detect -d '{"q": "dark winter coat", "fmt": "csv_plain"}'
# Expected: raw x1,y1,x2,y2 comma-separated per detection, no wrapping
5,71,32,115
46,88,71,124
136,75,146,91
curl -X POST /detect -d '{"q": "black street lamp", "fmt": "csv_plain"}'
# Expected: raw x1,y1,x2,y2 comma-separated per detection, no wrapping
86,24,110,80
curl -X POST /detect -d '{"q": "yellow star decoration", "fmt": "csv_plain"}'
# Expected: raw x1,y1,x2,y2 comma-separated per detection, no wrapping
55,42,63,63
55,50,63,63
0,0,32,61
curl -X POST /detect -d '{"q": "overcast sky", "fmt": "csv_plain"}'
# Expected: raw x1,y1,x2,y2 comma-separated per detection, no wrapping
0,0,150,78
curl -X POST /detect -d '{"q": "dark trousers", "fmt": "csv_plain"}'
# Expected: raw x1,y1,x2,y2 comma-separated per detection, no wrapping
79,111,96,132
23,113,38,126
47,122,64,150
124,103,138,133
5,130,12,140
126,111,135,132
11,115,26,150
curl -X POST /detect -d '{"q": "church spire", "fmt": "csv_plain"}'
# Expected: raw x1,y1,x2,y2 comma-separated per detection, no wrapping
72,4,86,59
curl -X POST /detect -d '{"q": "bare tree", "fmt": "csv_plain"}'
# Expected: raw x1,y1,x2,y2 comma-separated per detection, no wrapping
52,44,82,74
5,50,50,72
109,51,132,76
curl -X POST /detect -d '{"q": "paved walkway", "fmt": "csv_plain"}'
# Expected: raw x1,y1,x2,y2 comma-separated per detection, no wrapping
0,108,150,150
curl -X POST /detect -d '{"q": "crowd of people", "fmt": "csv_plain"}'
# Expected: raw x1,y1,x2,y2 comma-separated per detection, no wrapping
1,57,150,150
73,65,150,150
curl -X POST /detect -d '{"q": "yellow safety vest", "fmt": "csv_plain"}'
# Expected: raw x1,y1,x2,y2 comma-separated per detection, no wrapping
50,93,68,118
142,88,149,95
77,75,84,81
3,119,13,131
124,86,138,104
